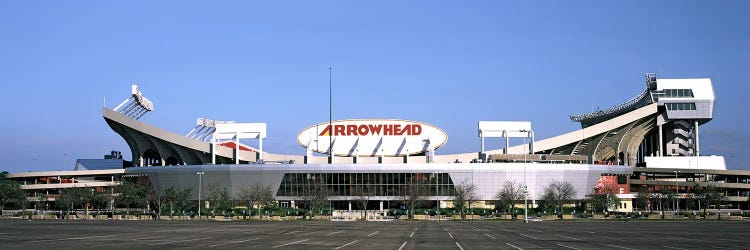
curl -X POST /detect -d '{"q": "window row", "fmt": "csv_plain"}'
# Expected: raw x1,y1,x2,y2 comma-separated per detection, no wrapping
658,89,694,98
279,173,453,186
276,183,455,197
665,102,696,111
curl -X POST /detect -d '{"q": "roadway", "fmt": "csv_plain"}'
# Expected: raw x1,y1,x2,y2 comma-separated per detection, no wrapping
0,220,748,249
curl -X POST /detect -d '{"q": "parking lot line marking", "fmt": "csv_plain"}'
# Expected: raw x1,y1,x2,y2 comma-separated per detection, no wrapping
0,234,72,241
327,230,344,236
557,234,581,241
606,244,637,250
519,234,539,240
506,242,524,250
136,236,164,240
147,237,211,246
398,241,408,250
661,246,687,250
334,240,358,249
283,230,302,235
156,228,192,233
409,231,415,238
209,237,260,247
528,229,542,233
368,231,379,237
483,233,496,240
455,242,465,250
443,227,448,231
449,233,454,239
272,239,308,248
556,243,582,250
26,234,118,243
501,229,512,233
472,228,479,231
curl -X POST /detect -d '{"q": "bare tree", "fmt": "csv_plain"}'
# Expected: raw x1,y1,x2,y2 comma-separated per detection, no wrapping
495,181,524,219
452,180,479,220
353,184,376,221
238,183,275,218
300,179,329,219
540,180,577,216
400,176,428,219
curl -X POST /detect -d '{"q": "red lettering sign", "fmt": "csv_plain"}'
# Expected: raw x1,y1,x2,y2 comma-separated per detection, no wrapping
319,124,423,136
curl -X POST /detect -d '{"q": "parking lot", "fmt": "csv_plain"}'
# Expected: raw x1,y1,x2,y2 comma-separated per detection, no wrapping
1,220,749,249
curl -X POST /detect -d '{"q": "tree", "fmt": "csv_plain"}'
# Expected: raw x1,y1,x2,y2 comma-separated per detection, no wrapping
238,183,275,218
116,181,147,214
400,176,428,219
495,181,524,219
632,187,649,212
155,187,177,216
0,179,26,215
353,184,376,221
451,180,479,220
301,179,330,219
207,183,233,216
56,188,103,215
172,187,192,215
696,184,725,217
540,180,577,216
587,180,620,214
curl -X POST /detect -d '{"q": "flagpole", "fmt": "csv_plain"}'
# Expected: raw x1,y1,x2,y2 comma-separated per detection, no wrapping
329,66,333,164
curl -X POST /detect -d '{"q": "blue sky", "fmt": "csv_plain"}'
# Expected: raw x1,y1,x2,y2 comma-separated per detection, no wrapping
1,1,748,172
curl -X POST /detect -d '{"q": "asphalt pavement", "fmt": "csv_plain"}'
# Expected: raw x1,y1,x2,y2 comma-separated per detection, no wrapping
0,219,748,249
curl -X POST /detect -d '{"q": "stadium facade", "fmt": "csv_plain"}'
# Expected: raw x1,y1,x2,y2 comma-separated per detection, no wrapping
7,73,750,212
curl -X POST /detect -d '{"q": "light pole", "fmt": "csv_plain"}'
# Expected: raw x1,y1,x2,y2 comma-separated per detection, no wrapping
521,130,529,223
435,172,440,219
197,171,205,217
674,170,680,214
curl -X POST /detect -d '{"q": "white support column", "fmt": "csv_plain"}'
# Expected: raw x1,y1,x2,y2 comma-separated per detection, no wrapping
658,125,663,157
529,130,535,154
211,138,216,164
480,132,485,153
694,120,700,156
259,137,263,161
235,132,240,164
504,130,509,154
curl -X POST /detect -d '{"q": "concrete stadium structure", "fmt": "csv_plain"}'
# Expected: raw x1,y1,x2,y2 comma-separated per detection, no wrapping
7,73,750,212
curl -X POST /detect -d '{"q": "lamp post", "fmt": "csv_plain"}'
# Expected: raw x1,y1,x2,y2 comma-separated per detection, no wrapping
674,170,680,214
197,171,205,217
435,172,440,220
521,130,529,223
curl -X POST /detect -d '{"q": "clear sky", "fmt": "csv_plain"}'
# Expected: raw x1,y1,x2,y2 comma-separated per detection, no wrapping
1,1,748,172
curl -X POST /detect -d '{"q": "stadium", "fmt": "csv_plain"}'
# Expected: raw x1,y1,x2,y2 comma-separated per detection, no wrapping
5,73,750,218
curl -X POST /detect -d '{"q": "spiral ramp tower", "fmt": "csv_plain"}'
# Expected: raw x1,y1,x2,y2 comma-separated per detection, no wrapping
488,73,716,167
